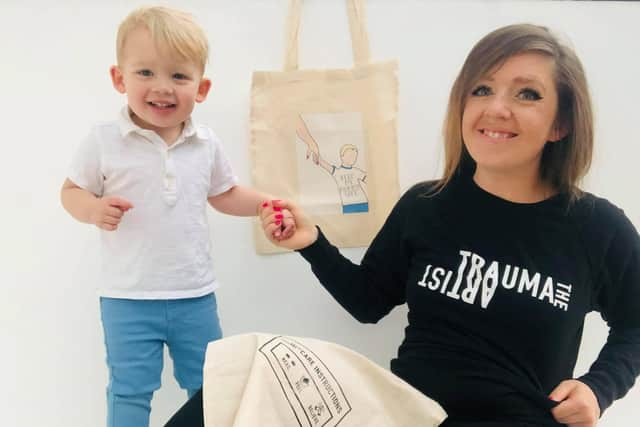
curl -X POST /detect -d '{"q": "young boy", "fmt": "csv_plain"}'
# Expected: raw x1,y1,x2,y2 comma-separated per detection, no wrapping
60,6,292,427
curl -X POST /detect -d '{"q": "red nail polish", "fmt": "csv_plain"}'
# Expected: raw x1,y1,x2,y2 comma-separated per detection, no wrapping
275,220,281,226
273,206,282,212
262,202,268,208
275,214,283,219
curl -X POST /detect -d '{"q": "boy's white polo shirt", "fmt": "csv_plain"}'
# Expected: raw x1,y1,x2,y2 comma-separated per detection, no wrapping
69,108,238,299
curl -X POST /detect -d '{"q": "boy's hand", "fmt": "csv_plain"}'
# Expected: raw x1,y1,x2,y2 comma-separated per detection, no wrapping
259,200,295,241
277,208,296,240
90,196,133,231
259,200,317,250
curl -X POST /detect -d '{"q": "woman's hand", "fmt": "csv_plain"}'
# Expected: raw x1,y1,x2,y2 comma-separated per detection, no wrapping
550,379,600,427
260,199,318,250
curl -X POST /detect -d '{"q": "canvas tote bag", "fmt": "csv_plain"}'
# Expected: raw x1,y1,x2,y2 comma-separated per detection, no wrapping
202,333,447,426
250,0,400,253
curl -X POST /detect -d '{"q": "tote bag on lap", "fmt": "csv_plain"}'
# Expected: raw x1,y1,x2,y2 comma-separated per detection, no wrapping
202,333,446,426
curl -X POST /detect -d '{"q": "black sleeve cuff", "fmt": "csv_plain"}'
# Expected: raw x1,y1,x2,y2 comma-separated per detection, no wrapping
576,375,610,416
297,226,330,263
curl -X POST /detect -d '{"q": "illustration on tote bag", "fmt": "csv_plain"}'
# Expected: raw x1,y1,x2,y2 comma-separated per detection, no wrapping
296,113,369,215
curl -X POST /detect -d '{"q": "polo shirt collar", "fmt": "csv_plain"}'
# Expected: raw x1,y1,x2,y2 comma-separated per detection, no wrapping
116,106,208,142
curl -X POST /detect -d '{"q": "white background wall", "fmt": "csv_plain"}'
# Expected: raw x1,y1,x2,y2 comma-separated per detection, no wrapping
1,0,639,426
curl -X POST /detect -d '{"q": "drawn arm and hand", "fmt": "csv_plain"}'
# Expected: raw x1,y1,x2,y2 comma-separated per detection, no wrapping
295,115,335,174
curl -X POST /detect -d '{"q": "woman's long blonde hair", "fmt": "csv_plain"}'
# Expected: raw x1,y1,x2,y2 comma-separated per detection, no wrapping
439,24,593,200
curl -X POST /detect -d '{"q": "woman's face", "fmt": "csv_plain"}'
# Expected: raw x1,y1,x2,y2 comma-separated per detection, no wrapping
461,53,564,180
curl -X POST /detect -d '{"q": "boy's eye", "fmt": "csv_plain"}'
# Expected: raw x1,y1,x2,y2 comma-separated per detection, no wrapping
517,88,542,101
173,73,189,80
471,85,492,97
137,69,153,77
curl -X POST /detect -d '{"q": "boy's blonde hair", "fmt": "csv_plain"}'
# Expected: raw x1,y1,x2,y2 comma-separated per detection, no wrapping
116,6,209,73
439,24,593,201
340,144,358,158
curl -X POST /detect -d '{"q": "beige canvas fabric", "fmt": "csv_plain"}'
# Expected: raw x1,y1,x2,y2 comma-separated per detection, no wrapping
250,0,400,253
202,333,447,427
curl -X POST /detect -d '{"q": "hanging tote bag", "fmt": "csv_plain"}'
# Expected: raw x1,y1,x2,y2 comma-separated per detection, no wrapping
250,0,400,253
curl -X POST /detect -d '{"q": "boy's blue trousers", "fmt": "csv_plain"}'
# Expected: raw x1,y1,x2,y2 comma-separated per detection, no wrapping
100,293,222,427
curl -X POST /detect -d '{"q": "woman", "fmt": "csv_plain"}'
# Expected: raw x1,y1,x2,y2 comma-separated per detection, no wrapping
260,24,640,427
166,24,640,427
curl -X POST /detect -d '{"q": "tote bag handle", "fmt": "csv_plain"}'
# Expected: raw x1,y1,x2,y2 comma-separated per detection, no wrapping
283,0,371,71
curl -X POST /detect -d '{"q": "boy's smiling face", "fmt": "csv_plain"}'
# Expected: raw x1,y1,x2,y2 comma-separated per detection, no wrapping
110,26,211,143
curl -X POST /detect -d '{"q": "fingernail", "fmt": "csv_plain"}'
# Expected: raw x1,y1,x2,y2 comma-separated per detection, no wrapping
275,214,283,219
261,202,268,208
273,207,282,211
276,220,281,226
